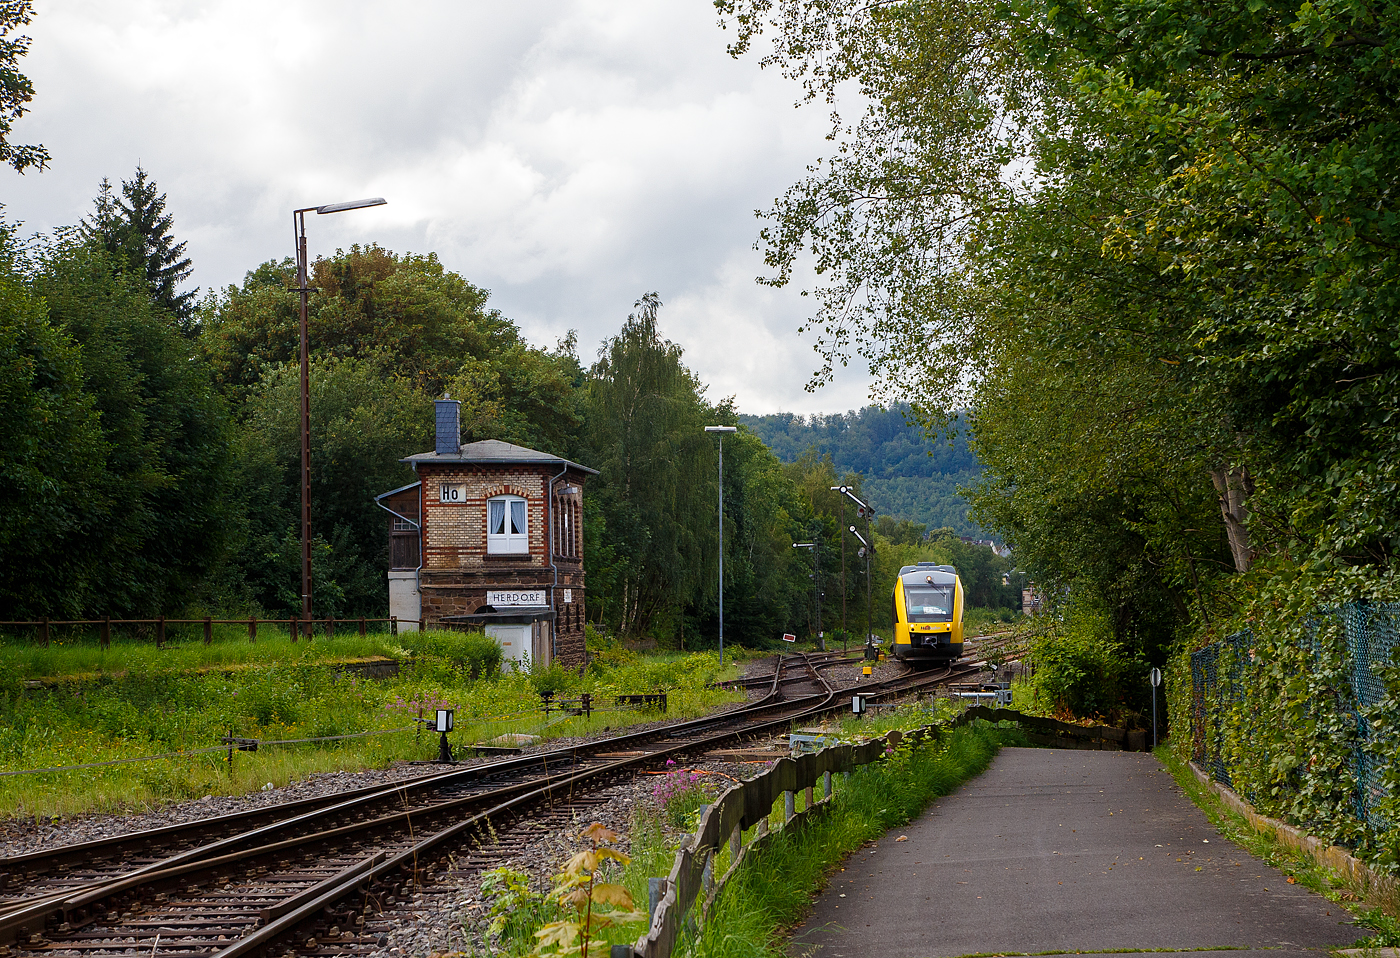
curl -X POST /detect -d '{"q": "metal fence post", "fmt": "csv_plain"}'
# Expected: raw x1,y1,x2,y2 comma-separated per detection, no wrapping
248,617,257,643
157,616,165,648
391,616,398,637
784,790,795,822
823,770,832,799
204,617,213,645
730,823,741,862
101,616,110,650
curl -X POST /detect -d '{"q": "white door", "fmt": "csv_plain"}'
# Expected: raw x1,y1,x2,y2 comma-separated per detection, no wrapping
486,624,531,672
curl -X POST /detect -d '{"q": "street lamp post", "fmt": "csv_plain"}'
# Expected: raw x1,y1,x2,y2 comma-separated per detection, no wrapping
294,197,386,638
704,425,737,667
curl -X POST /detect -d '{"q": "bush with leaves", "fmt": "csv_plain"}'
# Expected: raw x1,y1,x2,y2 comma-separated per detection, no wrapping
478,866,559,953
1026,601,1145,722
532,823,646,957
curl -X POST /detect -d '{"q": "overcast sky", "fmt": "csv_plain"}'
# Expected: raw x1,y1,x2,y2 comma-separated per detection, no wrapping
4,1,876,416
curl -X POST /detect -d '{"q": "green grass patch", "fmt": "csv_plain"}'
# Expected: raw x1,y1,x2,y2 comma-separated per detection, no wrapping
0,630,744,819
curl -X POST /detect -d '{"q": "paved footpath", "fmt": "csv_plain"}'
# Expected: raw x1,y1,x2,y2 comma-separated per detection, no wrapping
788,747,1362,958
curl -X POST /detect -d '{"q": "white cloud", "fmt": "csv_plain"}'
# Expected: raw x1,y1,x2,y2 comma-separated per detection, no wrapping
6,0,875,415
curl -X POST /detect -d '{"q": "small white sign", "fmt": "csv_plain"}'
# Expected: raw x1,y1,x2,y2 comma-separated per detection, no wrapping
439,482,467,504
487,590,546,607
563,589,573,603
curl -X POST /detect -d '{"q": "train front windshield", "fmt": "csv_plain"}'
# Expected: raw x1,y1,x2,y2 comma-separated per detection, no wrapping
905,585,954,622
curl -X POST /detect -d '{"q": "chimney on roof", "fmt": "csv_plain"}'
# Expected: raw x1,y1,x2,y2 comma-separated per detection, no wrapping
435,394,461,456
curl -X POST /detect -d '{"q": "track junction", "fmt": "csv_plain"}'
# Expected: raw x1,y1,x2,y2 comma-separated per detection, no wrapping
0,648,999,958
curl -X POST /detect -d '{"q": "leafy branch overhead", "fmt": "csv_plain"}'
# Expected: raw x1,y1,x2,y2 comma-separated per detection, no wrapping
722,0,1400,654
0,0,48,174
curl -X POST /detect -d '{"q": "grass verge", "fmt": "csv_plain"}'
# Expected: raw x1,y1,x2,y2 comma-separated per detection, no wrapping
1154,746,1400,946
0,633,748,819
676,720,1024,958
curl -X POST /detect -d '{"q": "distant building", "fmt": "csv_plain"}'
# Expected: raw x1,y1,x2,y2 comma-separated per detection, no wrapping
1022,585,1045,616
375,398,597,669
958,536,1011,558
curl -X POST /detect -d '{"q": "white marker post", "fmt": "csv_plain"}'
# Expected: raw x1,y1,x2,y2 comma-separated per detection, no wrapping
1149,668,1163,747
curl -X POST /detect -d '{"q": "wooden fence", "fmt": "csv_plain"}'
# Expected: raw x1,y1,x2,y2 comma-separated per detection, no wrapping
0,616,424,647
621,705,1146,958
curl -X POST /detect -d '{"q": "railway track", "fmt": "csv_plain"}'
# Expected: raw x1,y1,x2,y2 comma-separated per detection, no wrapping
0,652,973,958
714,648,862,691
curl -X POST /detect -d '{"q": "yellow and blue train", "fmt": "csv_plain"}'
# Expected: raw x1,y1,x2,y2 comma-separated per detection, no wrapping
890,562,964,664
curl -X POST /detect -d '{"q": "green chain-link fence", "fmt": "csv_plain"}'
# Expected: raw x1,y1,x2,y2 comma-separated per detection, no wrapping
1191,602,1398,836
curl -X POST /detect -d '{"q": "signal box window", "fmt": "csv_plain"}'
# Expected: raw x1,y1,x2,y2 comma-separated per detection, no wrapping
488,495,528,554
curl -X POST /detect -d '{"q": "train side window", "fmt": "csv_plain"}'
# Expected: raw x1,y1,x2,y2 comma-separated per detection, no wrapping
488,495,528,554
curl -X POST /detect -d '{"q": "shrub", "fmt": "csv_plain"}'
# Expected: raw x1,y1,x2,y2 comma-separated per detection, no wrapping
404,629,502,678
478,866,558,953
1028,606,1143,721
529,661,575,696
652,763,714,827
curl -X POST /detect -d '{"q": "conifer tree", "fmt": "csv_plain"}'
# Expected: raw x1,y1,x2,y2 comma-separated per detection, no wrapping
83,167,197,327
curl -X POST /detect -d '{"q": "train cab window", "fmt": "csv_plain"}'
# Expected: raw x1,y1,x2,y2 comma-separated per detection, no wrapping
905,585,953,621
488,495,528,554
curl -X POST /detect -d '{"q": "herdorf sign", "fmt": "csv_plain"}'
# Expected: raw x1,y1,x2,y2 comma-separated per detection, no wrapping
487,590,546,607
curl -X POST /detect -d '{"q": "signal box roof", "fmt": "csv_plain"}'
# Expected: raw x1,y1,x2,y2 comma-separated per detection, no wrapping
402,439,598,475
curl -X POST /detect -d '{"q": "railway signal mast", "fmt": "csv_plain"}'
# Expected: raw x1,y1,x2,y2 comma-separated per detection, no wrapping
792,536,823,650
835,486,876,659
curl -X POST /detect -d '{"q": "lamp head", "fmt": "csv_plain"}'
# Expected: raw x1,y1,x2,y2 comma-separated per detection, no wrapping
316,197,387,214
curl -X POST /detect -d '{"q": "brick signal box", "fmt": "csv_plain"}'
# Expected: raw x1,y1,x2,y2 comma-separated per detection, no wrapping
375,398,596,669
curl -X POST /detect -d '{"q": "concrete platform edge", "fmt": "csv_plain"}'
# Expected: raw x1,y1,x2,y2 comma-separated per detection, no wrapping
1187,760,1399,906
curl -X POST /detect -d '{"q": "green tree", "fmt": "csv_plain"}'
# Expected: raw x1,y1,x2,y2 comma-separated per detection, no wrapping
694,429,814,646
200,245,518,399
231,355,432,616
31,237,232,615
0,224,106,616
0,1,48,174
721,0,1400,671
583,293,718,641
83,168,197,325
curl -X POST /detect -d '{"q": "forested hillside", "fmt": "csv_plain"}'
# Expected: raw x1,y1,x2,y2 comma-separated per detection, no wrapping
740,407,984,536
